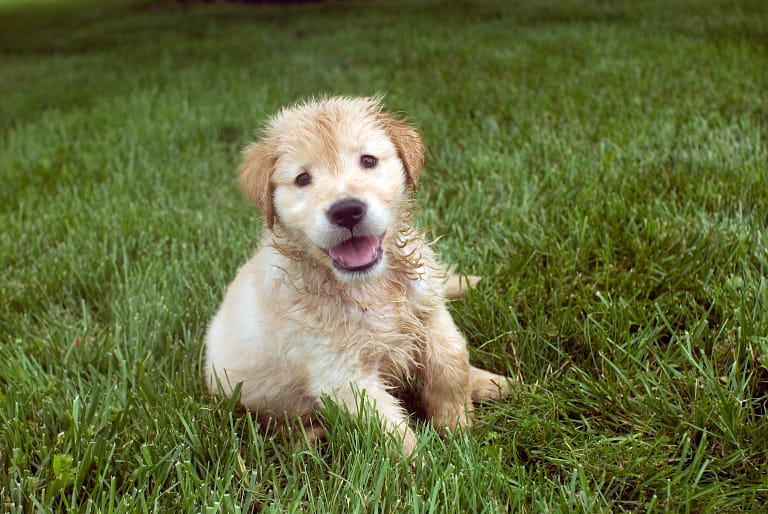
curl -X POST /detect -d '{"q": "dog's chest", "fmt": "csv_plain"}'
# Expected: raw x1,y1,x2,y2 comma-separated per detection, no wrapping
326,284,425,337
287,282,428,378
346,298,426,379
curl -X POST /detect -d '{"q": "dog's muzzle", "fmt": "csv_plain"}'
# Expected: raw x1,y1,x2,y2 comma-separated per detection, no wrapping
323,198,385,273
324,233,384,273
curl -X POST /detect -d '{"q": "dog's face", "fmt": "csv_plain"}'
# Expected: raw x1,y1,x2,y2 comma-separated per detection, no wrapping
239,97,424,282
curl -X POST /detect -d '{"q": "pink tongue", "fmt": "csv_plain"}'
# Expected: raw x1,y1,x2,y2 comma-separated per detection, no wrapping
328,236,380,267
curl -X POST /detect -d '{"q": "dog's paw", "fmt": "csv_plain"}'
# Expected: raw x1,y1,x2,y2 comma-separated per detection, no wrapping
430,401,474,434
398,425,417,456
303,424,326,446
470,366,511,403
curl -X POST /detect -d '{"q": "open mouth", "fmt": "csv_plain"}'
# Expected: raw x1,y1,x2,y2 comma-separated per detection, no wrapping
324,233,384,273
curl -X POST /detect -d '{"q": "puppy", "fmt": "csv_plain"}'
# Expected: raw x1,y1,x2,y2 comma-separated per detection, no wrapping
205,96,509,454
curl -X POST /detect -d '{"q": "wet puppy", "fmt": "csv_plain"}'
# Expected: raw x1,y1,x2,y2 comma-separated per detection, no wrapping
205,96,509,454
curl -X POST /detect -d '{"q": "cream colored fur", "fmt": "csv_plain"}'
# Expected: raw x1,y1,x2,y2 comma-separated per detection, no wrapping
205,96,509,454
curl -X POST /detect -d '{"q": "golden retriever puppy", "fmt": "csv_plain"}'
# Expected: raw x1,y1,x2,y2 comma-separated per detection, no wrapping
205,96,509,454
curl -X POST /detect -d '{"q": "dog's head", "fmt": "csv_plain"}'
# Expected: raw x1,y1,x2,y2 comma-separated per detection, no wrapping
239,96,424,282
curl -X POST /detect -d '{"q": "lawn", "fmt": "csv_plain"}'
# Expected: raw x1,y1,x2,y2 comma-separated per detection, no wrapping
1,0,767,511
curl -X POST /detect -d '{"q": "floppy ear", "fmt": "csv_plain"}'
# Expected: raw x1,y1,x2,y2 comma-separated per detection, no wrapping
238,141,277,229
380,114,425,191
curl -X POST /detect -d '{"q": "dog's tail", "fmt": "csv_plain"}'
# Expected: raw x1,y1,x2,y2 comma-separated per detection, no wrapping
444,275,481,300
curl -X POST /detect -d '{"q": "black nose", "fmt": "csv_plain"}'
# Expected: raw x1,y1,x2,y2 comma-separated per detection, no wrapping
328,198,367,229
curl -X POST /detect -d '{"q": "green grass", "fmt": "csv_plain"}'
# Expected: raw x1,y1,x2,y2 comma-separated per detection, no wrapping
1,0,767,511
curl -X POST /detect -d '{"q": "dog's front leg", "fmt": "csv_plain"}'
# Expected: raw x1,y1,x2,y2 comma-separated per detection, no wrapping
328,377,416,455
419,306,475,432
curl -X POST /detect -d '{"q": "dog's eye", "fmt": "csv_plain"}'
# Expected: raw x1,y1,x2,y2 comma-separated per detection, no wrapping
360,155,378,169
294,172,312,187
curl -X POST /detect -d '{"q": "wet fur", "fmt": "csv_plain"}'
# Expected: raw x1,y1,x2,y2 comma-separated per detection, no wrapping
205,97,509,454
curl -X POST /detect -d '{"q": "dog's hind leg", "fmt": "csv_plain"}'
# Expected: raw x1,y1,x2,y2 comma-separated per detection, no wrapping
469,365,510,403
